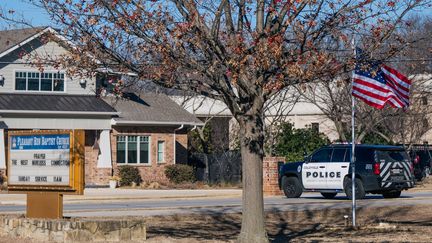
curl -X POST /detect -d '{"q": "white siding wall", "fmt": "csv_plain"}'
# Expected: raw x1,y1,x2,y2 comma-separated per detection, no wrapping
280,115,339,141
262,114,338,141
0,39,96,95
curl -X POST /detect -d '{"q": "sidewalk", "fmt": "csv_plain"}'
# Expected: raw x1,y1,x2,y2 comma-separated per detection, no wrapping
0,188,242,205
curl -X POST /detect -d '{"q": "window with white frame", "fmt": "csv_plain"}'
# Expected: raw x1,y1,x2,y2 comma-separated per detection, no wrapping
117,135,150,164
157,141,165,163
15,71,65,92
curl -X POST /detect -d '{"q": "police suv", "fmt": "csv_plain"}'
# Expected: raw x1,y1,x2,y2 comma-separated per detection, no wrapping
278,144,415,199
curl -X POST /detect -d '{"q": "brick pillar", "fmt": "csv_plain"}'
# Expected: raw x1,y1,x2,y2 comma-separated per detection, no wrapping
263,157,285,196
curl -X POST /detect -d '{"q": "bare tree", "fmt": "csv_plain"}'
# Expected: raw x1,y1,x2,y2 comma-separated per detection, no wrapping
298,73,432,145
393,16,432,74
262,87,300,155
382,16,432,145
381,75,432,145
297,76,351,141
299,15,432,145
2,1,429,241
176,95,231,153
298,75,398,143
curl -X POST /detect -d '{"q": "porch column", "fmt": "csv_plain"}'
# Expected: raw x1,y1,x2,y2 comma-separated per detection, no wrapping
97,129,112,168
0,129,5,169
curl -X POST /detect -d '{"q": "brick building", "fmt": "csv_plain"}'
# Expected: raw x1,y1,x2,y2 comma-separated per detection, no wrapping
0,27,202,186
98,93,202,185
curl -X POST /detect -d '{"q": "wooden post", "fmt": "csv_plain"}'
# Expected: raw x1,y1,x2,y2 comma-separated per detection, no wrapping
26,192,63,219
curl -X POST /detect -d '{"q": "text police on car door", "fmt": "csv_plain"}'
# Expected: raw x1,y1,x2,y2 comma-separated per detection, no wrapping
306,171,341,178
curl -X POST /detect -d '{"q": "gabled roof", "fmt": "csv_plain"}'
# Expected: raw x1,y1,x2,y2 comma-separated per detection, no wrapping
0,26,122,70
0,26,52,58
0,93,117,115
104,92,204,126
170,96,232,117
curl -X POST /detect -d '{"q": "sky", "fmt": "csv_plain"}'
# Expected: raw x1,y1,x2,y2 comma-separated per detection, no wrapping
0,0,431,29
0,0,50,28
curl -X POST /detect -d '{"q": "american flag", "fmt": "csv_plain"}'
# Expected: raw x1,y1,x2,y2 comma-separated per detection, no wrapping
352,49,411,109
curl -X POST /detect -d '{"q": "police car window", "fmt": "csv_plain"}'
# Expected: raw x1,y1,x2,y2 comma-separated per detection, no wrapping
310,149,332,162
343,149,351,162
331,149,346,162
377,150,409,162
355,148,375,163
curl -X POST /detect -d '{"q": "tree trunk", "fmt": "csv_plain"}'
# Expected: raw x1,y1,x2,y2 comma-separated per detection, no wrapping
356,129,367,144
197,127,210,154
237,115,268,243
334,119,347,142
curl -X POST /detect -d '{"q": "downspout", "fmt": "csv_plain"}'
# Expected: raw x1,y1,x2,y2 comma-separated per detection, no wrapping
173,124,184,164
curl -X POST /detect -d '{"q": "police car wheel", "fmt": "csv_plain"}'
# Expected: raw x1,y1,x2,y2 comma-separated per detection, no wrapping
282,176,302,198
321,192,337,199
382,191,401,199
344,177,365,200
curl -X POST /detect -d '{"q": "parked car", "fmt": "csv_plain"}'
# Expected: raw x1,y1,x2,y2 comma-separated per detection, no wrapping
407,144,432,181
278,144,415,199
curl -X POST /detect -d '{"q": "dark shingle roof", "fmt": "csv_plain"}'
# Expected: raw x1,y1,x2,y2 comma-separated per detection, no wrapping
104,92,203,125
0,93,116,113
0,27,47,54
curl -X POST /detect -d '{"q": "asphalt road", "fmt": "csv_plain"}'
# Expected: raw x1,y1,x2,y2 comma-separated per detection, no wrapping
1,191,432,217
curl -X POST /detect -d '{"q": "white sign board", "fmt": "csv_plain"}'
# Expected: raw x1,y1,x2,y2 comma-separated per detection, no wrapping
9,134,70,186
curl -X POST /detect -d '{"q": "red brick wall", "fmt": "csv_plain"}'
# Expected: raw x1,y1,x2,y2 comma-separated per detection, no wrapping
84,130,111,186
263,157,285,196
110,126,189,184
85,126,189,186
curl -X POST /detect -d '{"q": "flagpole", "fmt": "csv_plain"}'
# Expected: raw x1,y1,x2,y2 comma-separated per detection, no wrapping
351,38,357,228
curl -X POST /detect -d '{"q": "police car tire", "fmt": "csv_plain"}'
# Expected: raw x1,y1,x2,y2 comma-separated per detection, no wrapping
382,191,401,199
343,177,366,200
321,192,337,199
282,176,302,198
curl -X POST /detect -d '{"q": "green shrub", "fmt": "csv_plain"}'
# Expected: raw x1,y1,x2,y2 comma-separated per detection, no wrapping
274,122,329,162
165,164,196,184
118,165,142,186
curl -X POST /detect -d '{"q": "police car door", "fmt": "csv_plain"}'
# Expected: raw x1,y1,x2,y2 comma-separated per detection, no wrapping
326,148,350,189
302,148,332,189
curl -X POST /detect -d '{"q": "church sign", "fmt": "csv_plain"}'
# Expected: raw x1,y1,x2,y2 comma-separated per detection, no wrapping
9,134,71,186
7,130,84,194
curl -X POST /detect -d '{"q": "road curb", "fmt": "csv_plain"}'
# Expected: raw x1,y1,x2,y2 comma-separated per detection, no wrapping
0,193,242,206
